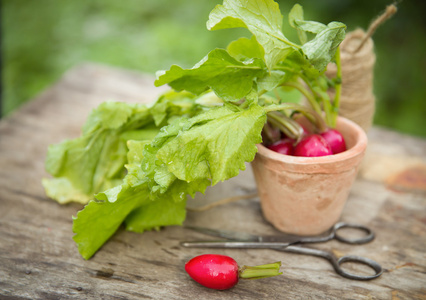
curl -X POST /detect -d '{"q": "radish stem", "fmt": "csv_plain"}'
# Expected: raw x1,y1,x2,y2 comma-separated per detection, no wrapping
239,261,282,279
280,82,322,114
265,103,327,133
331,47,342,127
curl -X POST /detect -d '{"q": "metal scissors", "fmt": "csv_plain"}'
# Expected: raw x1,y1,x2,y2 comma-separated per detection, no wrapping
181,222,383,281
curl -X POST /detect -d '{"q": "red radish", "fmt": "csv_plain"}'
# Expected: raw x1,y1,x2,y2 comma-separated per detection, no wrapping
320,129,346,154
268,138,294,155
184,254,282,290
293,134,332,157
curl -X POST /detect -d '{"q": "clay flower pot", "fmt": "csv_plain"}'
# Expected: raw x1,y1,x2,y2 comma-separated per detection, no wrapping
251,117,367,235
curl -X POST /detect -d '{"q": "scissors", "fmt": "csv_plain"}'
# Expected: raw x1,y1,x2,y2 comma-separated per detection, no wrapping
181,222,383,281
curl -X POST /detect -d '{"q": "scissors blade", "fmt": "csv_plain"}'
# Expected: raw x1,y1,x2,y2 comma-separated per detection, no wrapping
181,240,294,249
185,226,301,248
184,226,261,242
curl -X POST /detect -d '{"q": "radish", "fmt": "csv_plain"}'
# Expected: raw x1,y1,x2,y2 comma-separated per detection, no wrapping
293,134,332,157
184,254,282,290
320,129,346,154
268,138,294,155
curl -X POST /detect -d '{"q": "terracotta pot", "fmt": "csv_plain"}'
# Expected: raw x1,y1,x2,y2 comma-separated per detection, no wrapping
251,117,367,235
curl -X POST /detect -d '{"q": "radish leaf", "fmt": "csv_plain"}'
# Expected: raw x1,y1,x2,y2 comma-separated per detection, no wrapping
301,22,346,71
124,195,188,233
207,0,296,70
156,104,266,185
155,49,265,102
42,102,153,204
226,36,264,61
289,4,346,71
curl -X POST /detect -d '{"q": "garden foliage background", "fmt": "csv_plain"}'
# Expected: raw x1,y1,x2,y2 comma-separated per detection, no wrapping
2,0,425,137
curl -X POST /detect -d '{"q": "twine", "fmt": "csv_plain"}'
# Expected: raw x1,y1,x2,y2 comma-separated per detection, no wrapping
326,5,397,132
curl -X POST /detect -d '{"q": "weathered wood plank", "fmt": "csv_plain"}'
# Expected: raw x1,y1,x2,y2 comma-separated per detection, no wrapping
0,63,425,299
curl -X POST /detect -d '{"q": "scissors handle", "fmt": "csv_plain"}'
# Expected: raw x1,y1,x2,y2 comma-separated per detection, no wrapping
279,246,383,281
294,222,375,245
332,222,375,244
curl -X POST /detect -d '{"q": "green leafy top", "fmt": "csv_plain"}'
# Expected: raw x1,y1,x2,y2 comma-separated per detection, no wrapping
43,0,346,259
207,0,295,70
154,104,266,185
156,0,345,125
155,49,265,102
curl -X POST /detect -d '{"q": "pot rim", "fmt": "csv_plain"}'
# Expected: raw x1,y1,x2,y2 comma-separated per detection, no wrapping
256,116,368,166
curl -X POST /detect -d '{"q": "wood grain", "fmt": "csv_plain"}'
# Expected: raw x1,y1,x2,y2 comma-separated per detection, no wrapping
1,63,425,299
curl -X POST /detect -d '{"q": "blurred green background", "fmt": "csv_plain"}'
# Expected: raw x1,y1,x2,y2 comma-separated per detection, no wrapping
2,0,426,137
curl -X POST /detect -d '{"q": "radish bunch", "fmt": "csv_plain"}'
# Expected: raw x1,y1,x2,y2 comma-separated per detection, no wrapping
266,127,346,157
185,254,282,290
262,108,347,158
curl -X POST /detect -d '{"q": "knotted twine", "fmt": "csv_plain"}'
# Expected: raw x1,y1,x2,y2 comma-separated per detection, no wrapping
326,5,397,132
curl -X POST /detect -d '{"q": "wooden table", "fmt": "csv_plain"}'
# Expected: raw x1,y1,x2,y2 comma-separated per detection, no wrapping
1,64,425,299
